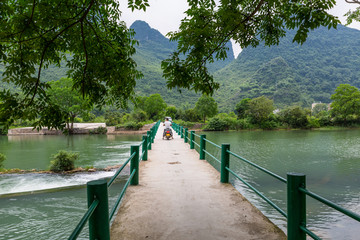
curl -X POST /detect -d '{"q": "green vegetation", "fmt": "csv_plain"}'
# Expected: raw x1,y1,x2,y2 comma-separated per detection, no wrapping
89,126,107,135
142,94,167,120
5,82,360,133
0,1,341,130
330,84,360,123
47,78,92,133
195,94,218,123
162,0,338,95
50,150,79,172
0,153,6,169
0,0,142,130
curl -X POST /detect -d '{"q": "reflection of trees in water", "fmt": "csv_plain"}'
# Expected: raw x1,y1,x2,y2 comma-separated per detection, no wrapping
66,135,74,148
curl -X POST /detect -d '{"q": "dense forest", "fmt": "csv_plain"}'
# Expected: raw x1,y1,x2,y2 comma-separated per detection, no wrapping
214,25,360,111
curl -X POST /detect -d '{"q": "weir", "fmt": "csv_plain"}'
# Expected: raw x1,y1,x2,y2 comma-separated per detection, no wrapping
69,122,360,240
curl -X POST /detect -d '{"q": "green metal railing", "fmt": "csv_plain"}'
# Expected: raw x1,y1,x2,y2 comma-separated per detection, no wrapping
173,122,360,240
68,121,161,240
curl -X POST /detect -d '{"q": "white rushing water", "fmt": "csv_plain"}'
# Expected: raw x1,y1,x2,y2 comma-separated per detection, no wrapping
0,171,116,195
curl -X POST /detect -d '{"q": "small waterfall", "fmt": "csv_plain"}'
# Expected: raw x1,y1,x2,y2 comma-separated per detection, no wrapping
0,171,117,195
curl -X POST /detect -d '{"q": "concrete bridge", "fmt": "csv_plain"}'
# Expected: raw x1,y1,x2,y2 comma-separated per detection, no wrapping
110,125,286,240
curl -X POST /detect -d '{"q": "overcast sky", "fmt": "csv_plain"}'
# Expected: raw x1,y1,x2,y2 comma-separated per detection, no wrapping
119,0,360,57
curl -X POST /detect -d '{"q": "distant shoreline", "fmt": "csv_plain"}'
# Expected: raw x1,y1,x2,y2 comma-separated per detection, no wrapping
6,123,155,136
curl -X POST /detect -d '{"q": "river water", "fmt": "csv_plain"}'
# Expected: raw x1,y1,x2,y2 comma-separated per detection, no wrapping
0,134,141,240
200,129,360,239
0,130,359,239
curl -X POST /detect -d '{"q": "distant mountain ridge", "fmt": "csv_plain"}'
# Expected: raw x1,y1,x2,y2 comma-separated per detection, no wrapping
213,25,360,110
3,21,360,112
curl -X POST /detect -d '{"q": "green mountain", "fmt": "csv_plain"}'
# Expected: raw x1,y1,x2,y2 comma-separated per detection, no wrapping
130,20,234,107
3,21,360,112
214,25,360,111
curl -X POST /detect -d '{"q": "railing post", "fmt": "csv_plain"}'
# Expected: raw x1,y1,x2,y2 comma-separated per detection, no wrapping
184,128,188,143
221,144,230,183
151,128,155,143
287,173,306,240
130,145,139,185
142,135,148,161
147,131,152,150
87,179,110,240
200,134,206,160
180,126,183,138
190,131,195,149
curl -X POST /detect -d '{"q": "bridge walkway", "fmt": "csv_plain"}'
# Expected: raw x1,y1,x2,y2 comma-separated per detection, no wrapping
110,125,286,240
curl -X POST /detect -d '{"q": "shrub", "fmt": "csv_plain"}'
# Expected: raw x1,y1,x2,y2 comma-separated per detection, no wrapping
234,118,254,130
131,110,148,122
307,116,320,128
259,120,278,130
204,117,229,131
173,120,196,128
89,126,107,134
116,121,144,130
279,106,309,128
0,153,6,168
50,150,79,172
318,115,332,127
74,117,83,123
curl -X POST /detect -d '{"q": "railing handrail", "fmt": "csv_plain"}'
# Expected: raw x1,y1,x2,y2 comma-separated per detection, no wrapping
204,138,221,149
299,187,360,222
227,150,287,184
69,120,161,240
68,199,99,240
107,152,136,187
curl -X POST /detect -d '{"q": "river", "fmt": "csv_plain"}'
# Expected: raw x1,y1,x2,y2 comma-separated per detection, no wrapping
200,129,360,239
0,130,359,239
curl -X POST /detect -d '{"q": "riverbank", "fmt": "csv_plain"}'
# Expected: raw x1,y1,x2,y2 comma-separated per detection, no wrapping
7,123,155,135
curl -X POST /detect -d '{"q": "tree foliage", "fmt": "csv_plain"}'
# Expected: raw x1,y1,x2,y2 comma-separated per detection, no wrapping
143,94,167,120
165,106,177,120
0,0,142,129
312,103,329,117
345,0,360,25
235,98,251,119
195,94,218,122
330,84,360,121
246,96,274,124
47,78,91,131
279,106,308,128
162,0,339,95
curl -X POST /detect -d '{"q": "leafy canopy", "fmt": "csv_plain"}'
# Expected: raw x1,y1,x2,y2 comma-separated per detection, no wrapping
330,84,360,120
246,96,274,124
47,78,92,130
195,94,218,122
0,0,143,129
143,94,167,120
345,1,360,25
